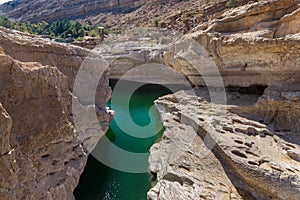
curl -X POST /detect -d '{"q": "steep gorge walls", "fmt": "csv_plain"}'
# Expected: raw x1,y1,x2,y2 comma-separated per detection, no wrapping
0,27,112,136
0,0,147,22
0,27,89,89
147,0,300,199
163,0,300,89
0,51,84,199
149,91,300,200
0,28,112,199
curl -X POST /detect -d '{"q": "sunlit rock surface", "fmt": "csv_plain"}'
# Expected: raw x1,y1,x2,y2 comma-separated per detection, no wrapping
0,28,112,199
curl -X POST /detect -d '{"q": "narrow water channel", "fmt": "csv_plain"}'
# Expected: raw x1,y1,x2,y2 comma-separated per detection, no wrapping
74,80,183,200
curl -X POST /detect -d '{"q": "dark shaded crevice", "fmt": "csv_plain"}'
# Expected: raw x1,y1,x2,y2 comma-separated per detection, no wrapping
149,172,158,183
162,172,194,186
227,85,268,96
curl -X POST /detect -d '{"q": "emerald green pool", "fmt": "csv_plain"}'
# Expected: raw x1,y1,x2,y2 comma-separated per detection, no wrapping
74,80,182,200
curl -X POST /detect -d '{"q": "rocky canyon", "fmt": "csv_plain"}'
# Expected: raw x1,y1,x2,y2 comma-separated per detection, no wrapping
0,0,147,23
147,0,300,199
0,28,112,199
0,0,299,199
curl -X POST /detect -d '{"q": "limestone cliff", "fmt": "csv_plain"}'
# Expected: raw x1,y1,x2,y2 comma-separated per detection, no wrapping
149,91,300,200
148,0,300,199
0,51,82,199
0,0,248,32
0,28,112,199
0,0,299,199
0,0,147,22
0,27,87,89
163,0,300,88
0,27,113,146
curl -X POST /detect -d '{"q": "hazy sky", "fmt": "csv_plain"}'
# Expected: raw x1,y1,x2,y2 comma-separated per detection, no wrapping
0,0,10,5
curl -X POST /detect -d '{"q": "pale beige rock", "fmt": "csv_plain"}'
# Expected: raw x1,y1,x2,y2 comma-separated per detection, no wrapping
149,90,300,200
148,101,243,200
0,1,299,200
0,52,86,200
0,27,113,137
275,6,300,37
148,1,300,199
161,0,300,88
0,28,89,90
0,33,112,199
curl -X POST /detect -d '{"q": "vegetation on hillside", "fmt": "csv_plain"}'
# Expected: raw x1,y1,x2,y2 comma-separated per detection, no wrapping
226,0,240,8
0,16,108,42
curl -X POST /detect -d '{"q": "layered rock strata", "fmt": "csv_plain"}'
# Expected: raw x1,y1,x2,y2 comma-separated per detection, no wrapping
0,27,113,147
0,0,147,22
0,27,88,90
148,1,300,199
148,90,300,200
0,51,82,199
163,0,300,88
0,28,112,199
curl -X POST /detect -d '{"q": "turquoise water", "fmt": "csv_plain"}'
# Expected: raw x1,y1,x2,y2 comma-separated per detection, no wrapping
74,80,180,200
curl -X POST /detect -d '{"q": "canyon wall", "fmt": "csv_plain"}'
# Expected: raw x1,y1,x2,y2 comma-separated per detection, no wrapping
148,0,300,199
149,91,300,200
0,0,299,199
0,28,112,199
163,0,300,88
0,0,147,22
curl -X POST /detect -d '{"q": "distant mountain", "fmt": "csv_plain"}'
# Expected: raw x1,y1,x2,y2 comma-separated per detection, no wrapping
0,0,147,22
0,0,252,32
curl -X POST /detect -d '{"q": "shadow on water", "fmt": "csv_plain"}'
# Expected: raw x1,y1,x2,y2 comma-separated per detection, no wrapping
74,80,187,200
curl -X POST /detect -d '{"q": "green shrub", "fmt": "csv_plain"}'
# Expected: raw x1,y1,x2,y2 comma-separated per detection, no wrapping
0,16,110,43
75,37,84,42
226,0,240,8
154,18,160,27
0,16,12,28
88,29,98,37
